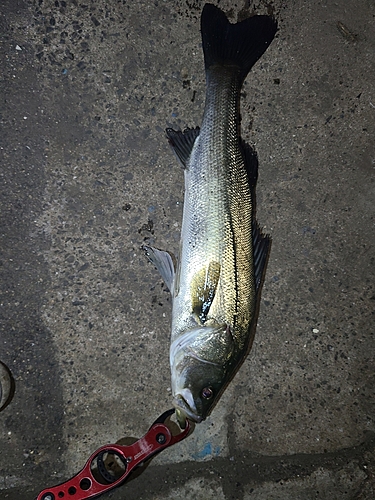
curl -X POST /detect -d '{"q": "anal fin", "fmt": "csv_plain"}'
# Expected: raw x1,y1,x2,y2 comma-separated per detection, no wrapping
166,127,200,168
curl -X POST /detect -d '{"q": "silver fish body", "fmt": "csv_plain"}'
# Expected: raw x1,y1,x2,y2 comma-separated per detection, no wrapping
145,4,277,425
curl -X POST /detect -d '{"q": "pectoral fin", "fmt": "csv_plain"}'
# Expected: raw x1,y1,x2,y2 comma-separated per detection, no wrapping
190,261,221,324
143,245,176,293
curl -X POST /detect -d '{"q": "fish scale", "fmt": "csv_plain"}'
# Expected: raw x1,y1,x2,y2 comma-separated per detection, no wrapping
144,4,277,425
175,67,254,349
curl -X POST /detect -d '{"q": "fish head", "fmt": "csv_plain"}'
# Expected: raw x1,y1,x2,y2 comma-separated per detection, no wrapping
170,323,235,427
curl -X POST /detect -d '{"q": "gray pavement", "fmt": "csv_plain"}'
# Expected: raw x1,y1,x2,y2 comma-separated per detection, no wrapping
1,0,374,498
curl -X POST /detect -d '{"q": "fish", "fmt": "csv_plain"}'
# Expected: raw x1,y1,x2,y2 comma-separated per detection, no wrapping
144,3,277,427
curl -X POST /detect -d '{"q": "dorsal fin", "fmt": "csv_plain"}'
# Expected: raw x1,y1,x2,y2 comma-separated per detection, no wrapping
252,222,271,292
241,140,258,196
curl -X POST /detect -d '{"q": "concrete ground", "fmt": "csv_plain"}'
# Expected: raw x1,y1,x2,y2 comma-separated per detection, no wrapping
1,0,374,498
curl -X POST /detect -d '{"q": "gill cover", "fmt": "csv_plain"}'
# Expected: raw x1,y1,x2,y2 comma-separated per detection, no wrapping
170,324,235,423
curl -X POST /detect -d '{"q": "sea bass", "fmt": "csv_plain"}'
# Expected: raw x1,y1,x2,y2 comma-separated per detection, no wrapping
145,4,277,426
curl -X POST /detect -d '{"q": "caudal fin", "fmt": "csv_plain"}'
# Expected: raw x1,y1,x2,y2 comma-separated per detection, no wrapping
201,4,277,81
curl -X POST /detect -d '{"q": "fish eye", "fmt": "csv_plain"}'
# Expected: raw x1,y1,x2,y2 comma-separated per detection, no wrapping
201,386,214,399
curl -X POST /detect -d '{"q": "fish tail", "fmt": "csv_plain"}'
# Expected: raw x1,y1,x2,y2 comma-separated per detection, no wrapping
201,4,277,81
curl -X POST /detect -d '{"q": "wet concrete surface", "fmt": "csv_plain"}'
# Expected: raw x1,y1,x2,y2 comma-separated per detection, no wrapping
1,0,375,498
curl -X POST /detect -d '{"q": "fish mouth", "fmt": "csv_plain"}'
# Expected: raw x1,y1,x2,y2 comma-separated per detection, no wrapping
173,394,203,426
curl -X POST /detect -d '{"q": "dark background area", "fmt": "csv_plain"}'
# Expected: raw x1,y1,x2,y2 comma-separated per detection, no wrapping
1,0,374,498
